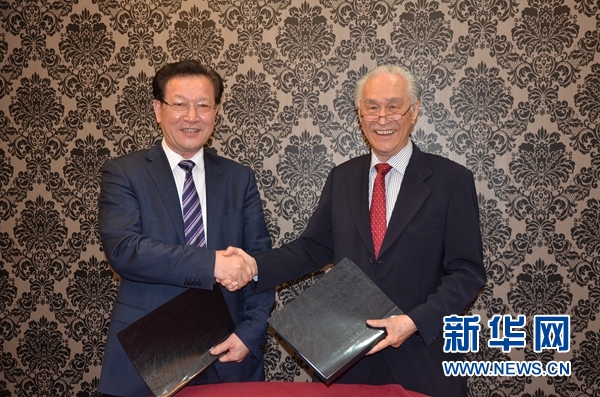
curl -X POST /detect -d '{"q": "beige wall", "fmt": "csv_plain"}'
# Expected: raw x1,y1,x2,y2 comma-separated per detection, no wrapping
1,1,599,395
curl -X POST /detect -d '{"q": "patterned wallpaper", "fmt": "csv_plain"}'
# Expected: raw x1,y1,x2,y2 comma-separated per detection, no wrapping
0,0,599,396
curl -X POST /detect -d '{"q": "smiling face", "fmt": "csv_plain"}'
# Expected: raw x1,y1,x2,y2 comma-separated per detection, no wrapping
152,75,217,159
358,72,420,162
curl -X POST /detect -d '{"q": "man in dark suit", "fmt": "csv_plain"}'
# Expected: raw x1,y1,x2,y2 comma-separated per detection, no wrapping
97,60,273,397
226,65,487,396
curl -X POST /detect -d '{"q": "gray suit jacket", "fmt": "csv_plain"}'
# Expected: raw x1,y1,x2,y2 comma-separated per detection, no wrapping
255,144,486,397
98,143,273,396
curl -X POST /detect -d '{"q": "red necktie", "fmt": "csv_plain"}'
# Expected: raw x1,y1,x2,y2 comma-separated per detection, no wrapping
370,163,392,258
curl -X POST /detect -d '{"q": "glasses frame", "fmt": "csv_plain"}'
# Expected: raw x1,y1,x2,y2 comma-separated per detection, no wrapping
359,102,417,122
160,99,217,114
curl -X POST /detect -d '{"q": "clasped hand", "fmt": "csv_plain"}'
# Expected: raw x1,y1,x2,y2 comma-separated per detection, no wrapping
214,246,257,291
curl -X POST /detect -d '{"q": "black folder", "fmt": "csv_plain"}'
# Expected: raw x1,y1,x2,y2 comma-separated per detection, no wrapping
117,287,235,397
268,258,403,383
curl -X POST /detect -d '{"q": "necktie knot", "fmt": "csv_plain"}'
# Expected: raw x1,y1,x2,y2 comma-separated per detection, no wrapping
375,163,392,176
179,160,195,175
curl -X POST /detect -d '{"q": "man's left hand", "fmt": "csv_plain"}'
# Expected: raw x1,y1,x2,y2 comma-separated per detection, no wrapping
365,314,417,355
210,333,250,363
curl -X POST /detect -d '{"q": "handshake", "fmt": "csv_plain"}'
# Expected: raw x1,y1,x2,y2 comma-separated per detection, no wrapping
214,247,257,291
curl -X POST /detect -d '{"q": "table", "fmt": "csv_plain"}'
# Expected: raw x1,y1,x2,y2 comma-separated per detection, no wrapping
170,382,429,397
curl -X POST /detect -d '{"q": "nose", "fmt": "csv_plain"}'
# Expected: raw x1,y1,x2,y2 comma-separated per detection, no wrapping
374,107,390,124
376,114,390,124
183,105,200,120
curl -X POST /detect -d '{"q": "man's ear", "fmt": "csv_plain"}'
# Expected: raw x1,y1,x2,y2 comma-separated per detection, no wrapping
411,101,421,124
152,99,162,123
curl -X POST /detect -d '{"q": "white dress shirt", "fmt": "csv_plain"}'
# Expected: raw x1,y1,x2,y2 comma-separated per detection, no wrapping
162,140,208,242
368,141,413,225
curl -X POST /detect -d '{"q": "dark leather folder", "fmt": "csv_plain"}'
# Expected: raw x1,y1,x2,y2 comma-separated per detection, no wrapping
268,258,403,384
117,287,235,397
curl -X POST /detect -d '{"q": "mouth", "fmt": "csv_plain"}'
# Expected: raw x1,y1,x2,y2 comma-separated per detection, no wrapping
181,128,200,133
374,129,395,135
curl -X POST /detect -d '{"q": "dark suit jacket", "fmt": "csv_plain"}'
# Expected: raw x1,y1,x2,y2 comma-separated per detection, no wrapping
255,144,486,397
98,143,273,397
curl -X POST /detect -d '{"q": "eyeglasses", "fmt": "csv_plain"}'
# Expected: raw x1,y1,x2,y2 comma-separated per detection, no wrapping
359,102,416,122
160,100,216,114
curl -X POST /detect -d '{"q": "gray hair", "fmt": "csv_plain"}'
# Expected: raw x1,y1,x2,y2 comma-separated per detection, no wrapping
353,65,423,108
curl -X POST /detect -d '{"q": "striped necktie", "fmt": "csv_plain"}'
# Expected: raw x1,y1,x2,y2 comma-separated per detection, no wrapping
178,160,206,247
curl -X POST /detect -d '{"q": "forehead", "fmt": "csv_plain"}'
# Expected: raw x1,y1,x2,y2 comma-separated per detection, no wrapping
164,75,215,100
361,73,410,105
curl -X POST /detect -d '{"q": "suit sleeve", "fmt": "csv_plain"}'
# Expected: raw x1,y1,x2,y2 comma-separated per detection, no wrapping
231,170,274,358
407,168,487,345
254,168,337,292
99,158,216,289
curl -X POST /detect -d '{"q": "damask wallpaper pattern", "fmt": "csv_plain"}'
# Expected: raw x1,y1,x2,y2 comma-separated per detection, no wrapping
0,0,599,396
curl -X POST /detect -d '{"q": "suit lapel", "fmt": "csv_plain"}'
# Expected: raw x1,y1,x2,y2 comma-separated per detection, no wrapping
347,155,375,255
204,153,224,250
145,143,186,244
379,144,432,257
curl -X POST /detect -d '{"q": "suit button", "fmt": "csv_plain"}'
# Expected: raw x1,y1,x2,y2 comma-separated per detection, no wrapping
369,257,375,264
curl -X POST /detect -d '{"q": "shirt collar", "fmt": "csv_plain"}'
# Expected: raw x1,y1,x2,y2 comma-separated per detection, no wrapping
161,139,205,172
370,140,413,174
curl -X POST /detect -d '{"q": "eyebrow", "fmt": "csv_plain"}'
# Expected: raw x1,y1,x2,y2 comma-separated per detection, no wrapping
169,94,212,102
362,97,406,105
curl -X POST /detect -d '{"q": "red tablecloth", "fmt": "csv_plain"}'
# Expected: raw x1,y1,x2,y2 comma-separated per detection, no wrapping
171,382,429,397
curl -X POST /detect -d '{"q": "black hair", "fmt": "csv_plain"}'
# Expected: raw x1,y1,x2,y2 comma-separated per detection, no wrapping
152,60,224,105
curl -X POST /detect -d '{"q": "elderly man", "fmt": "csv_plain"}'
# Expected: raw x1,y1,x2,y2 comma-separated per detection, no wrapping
227,64,486,396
